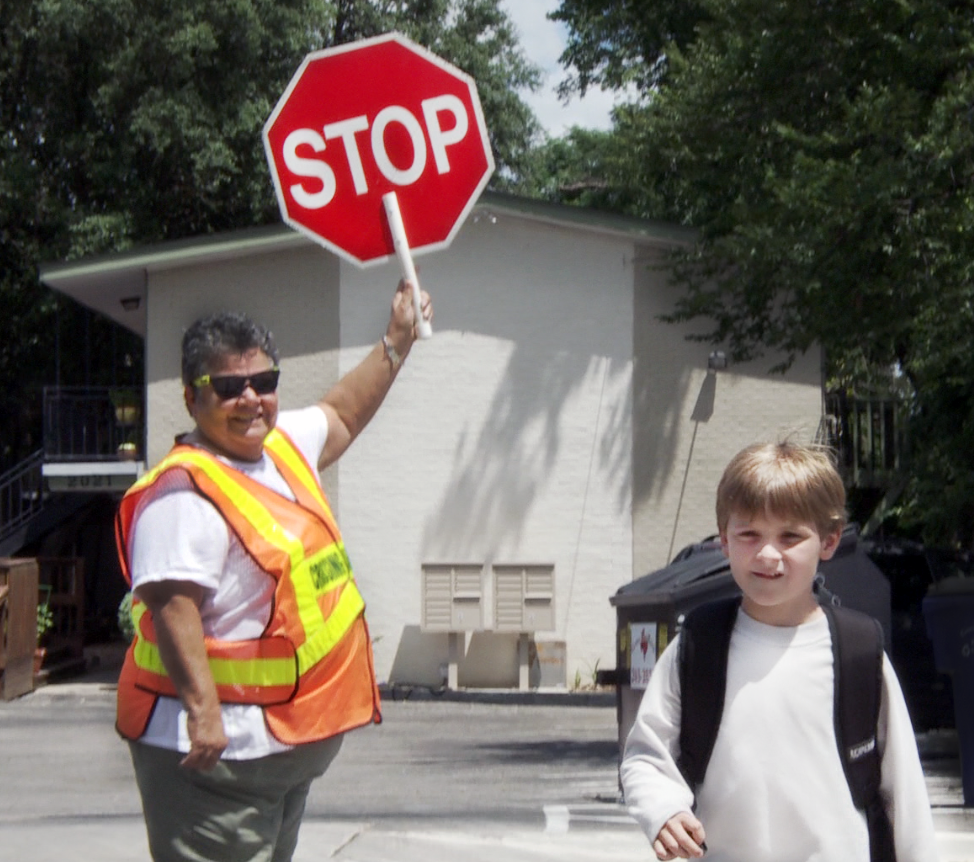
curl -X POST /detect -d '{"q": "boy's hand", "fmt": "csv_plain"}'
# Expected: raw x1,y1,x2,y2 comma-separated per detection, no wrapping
654,812,707,859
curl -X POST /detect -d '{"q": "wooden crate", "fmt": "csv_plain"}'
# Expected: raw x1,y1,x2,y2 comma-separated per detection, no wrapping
0,558,39,700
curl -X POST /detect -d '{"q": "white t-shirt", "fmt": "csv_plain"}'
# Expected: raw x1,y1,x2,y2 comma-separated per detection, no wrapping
620,608,939,862
128,406,329,759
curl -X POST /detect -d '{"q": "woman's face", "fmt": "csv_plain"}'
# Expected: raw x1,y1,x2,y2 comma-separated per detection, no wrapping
184,348,279,462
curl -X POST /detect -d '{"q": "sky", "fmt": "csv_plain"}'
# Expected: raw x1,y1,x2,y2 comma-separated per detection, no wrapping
498,0,621,138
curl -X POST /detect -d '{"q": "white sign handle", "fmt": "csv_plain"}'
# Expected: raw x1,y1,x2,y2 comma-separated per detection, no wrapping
382,191,432,340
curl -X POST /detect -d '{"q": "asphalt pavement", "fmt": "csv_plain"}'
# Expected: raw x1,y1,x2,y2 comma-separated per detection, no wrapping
1,645,972,862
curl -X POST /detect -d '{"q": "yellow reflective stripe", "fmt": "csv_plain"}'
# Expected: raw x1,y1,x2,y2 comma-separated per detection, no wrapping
148,450,307,578
132,638,296,688
132,600,297,689
297,581,365,674
132,598,148,627
132,587,362,683
210,658,297,686
127,450,192,493
143,449,319,637
132,630,167,677
211,656,295,687
265,430,330,512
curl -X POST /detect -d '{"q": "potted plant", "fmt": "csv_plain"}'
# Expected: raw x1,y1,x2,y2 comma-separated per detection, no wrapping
35,587,54,675
116,440,138,460
117,591,136,642
110,388,141,425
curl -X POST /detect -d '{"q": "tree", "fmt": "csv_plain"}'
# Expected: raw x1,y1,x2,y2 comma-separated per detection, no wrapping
519,126,649,211
551,0,974,545
0,0,542,469
551,0,706,94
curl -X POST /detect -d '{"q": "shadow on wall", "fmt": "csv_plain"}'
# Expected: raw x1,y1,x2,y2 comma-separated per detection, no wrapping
421,344,633,559
631,355,700,516
630,258,727,520
388,625,447,687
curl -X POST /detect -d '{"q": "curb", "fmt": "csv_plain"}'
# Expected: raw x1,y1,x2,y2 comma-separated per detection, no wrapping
378,683,615,707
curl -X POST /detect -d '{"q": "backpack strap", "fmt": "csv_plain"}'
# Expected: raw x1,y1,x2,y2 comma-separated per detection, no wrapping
823,603,896,862
676,596,741,792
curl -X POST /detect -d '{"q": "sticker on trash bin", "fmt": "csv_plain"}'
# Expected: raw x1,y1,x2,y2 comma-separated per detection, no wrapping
630,622,658,689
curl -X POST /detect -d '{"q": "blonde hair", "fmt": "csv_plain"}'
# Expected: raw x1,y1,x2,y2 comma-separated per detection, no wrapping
716,441,846,538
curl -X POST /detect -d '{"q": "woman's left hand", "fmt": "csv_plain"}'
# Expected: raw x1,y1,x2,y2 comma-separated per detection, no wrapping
387,278,432,357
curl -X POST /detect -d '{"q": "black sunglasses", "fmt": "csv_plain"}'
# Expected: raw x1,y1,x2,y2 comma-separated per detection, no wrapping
192,367,280,399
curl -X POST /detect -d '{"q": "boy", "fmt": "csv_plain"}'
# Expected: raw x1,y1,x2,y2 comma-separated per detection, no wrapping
621,441,938,862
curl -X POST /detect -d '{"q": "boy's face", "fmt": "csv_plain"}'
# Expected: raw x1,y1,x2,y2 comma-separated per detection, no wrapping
720,510,841,627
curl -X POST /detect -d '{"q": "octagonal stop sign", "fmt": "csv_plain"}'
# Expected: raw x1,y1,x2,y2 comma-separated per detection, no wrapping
262,32,495,266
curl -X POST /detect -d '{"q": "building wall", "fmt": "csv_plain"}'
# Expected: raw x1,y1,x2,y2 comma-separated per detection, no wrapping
631,256,823,577
335,212,636,687
135,208,823,690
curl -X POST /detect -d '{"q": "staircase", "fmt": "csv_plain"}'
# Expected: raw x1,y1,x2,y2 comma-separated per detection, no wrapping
0,451,47,554
0,450,97,558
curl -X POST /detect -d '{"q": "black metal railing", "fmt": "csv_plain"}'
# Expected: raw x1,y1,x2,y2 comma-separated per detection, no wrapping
820,393,907,488
0,449,46,544
43,386,145,462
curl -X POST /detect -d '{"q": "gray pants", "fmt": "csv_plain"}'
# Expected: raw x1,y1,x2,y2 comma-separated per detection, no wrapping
129,737,343,862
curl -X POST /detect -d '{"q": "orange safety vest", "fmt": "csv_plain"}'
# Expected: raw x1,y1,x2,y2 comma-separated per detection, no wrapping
114,427,381,745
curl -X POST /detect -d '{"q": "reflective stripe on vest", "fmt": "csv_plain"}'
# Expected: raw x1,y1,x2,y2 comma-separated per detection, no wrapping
264,431,331,514
129,601,299,705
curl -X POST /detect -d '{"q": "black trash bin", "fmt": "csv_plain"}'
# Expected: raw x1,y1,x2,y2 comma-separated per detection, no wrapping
922,577,974,806
609,525,891,767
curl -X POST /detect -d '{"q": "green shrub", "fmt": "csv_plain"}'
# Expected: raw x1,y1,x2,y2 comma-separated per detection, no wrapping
117,591,136,641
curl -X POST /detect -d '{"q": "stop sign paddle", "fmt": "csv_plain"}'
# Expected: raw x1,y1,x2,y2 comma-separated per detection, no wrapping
263,32,496,339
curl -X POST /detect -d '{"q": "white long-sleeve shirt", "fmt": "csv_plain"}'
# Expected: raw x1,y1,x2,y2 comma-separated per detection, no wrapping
621,608,938,862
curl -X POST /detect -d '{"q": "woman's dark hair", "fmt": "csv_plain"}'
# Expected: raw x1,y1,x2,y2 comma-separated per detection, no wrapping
181,312,279,386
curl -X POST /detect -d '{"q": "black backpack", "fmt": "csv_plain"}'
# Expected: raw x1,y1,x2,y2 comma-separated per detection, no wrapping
676,597,895,862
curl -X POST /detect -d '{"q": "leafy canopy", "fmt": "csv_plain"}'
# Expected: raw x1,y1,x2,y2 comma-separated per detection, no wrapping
551,0,974,544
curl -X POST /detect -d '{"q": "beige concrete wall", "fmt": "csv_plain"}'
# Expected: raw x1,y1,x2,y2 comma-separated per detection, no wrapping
631,255,823,577
334,212,636,688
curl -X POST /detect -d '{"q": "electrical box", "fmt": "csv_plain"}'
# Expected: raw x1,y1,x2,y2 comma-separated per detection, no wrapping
421,564,484,631
493,564,555,632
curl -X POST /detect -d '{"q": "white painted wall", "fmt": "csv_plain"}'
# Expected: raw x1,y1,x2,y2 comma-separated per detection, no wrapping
336,212,635,687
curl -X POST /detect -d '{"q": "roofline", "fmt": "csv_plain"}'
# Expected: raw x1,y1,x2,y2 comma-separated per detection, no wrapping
479,192,697,248
38,223,305,284
39,194,696,285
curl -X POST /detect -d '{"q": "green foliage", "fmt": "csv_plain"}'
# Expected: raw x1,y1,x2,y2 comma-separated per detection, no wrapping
550,0,974,545
570,657,601,691
36,603,55,642
37,585,54,642
552,0,707,95
117,591,136,642
517,126,654,210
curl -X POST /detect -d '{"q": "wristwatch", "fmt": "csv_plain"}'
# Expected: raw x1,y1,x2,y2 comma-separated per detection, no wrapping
382,335,403,370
